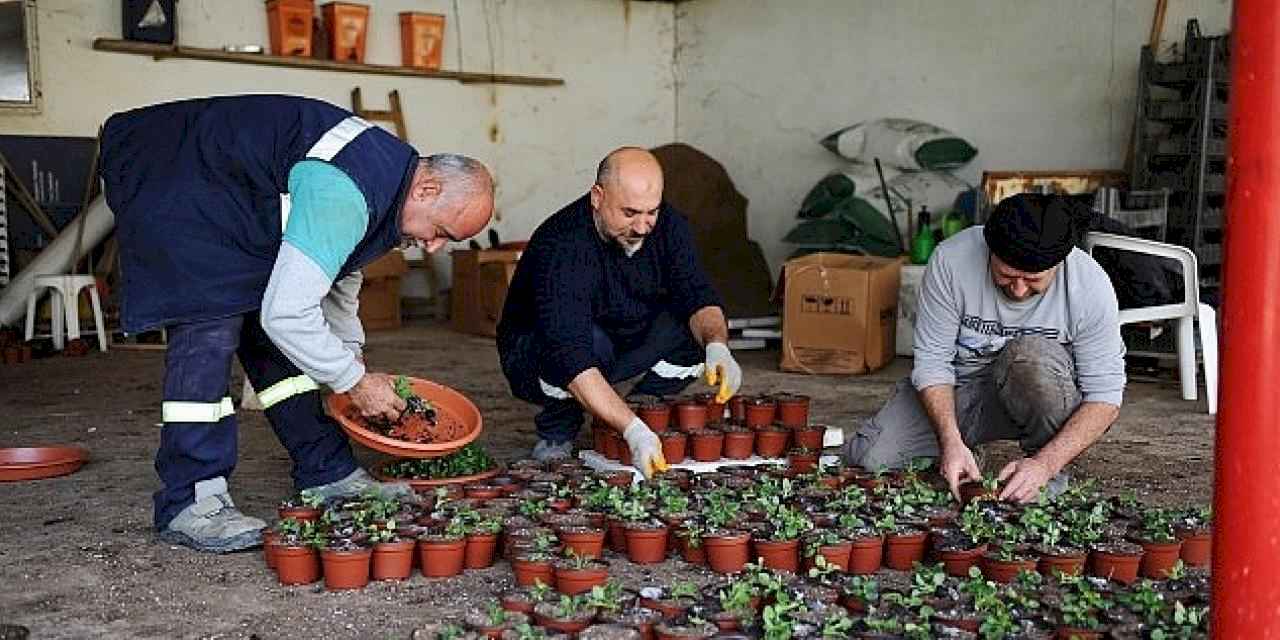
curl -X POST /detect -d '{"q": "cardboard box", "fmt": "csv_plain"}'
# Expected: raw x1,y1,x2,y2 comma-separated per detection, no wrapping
778,253,901,375
450,248,521,336
358,250,408,331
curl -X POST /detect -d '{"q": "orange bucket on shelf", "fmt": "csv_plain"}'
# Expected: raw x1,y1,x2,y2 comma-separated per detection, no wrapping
266,0,314,57
322,2,370,63
399,12,446,70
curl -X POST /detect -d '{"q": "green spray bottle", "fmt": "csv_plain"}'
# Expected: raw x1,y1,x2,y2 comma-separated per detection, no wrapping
910,206,936,265
941,208,968,239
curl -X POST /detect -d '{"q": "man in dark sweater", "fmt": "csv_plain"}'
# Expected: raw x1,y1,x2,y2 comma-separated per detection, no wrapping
497,147,742,477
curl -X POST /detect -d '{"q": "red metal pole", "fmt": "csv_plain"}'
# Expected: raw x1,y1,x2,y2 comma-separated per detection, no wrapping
1213,0,1280,634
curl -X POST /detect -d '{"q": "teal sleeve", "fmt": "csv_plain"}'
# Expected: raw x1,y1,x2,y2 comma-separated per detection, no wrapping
283,160,369,280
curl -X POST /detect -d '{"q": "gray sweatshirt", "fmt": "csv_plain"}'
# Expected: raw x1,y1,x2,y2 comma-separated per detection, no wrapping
910,227,1126,406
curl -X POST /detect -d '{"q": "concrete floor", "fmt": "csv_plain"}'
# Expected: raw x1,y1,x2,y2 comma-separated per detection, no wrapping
0,321,1215,639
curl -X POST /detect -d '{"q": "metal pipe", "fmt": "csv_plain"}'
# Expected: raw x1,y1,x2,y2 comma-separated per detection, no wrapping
1212,0,1280,633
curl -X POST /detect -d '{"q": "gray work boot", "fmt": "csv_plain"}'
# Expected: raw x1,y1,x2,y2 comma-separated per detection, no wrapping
305,468,413,501
160,477,265,553
531,439,574,462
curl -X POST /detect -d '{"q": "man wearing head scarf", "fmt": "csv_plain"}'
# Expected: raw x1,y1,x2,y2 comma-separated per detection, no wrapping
844,194,1125,503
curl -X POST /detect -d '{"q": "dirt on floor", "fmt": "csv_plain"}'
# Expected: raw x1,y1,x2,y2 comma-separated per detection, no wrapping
0,322,1215,639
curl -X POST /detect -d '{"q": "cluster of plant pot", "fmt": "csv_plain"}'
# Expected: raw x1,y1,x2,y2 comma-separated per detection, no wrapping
265,487,504,590
262,453,1210,637
422,557,1207,640
593,393,825,468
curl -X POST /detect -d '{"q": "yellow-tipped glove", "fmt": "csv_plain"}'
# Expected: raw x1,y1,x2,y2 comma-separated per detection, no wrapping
703,342,742,404
623,417,668,479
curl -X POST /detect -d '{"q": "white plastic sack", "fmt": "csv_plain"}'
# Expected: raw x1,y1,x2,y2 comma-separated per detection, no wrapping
822,118,978,171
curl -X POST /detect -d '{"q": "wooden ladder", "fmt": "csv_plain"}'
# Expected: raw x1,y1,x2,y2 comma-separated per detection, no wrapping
351,88,408,140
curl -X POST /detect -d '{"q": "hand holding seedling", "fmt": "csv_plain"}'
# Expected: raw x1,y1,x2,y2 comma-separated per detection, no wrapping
997,457,1052,503
348,372,407,421
939,440,982,502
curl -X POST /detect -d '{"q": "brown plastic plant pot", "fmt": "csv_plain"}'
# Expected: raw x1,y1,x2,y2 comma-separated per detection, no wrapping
753,426,790,459
625,524,670,564
262,530,280,570
754,539,800,573
743,397,777,429
676,530,706,565
321,546,372,591
659,431,688,464
978,554,1038,584
672,401,709,432
277,505,321,522
884,530,928,571
554,563,609,595
558,527,606,559
1038,551,1087,578
0,446,89,482
959,481,997,505
1139,540,1183,579
792,425,825,450
636,403,672,433
607,517,629,554
814,541,853,572
938,544,987,577
689,429,725,462
1176,529,1211,567
601,429,622,461
464,484,503,502
775,394,810,427
465,532,499,569
847,535,885,574
418,537,466,577
274,544,321,585
703,532,751,574
720,429,755,460
326,376,483,459
787,450,818,474
692,392,727,425
1055,627,1103,640
533,612,594,635
371,540,415,580
1088,549,1142,584
727,395,747,422
511,557,555,587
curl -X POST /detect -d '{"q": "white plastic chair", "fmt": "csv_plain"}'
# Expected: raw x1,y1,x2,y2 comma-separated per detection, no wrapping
23,274,108,352
1084,232,1217,414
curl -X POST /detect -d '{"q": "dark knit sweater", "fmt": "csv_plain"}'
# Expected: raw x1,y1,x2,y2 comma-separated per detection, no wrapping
497,194,721,388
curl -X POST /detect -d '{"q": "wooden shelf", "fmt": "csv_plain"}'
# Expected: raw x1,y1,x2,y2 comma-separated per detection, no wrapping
92,38,564,87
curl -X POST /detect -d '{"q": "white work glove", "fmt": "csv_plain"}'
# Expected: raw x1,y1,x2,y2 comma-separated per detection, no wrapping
703,342,742,404
623,417,668,480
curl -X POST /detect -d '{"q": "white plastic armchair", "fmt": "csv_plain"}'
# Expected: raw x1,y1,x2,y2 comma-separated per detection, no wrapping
1083,232,1218,415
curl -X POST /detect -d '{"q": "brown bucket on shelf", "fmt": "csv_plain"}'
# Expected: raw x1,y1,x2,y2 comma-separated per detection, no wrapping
399,12,446,70
322,2,369,63
266,0,314,57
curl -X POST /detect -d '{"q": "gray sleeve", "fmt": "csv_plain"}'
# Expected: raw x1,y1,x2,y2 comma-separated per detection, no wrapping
1072,264,1127,406
322,270,365,359
910,252,961,390
261,242,366,393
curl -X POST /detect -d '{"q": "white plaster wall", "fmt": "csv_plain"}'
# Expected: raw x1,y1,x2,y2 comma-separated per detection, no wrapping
674,0,1233,278
0,0,676,289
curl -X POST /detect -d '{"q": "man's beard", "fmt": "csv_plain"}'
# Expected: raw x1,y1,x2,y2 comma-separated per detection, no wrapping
593,208,644,255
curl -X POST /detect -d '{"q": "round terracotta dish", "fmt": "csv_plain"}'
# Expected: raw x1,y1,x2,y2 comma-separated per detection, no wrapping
327,377,483,459
0,446,89,482
370,461,504,490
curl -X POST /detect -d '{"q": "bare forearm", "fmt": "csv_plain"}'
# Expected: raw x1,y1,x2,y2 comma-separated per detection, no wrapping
566,367,635,433
919,384,963,448
688,306,728,346
1031,401,1119,475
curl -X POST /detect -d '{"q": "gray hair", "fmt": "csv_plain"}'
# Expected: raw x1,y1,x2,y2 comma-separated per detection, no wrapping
420,153,493,203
